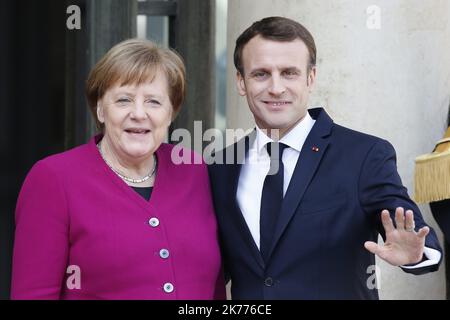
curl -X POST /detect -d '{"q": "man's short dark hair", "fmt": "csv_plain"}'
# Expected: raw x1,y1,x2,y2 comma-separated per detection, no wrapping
234,16,317,75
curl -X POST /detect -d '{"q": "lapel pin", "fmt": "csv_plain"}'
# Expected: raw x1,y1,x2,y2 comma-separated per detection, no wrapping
312,146,319,152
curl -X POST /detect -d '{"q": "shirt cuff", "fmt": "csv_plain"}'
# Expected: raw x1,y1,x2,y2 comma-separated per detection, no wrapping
401,247,441,269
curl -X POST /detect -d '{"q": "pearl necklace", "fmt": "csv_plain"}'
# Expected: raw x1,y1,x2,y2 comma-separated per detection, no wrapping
97,141,157,184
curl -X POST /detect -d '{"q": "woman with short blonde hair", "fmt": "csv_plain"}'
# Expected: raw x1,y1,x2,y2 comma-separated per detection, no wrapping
11,39,225,300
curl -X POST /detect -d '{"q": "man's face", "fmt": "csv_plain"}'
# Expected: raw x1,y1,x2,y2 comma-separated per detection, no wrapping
237,35,316,138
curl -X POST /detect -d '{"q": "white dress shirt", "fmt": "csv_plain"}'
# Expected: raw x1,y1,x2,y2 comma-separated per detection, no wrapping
236,110,441,267
237,112,315,249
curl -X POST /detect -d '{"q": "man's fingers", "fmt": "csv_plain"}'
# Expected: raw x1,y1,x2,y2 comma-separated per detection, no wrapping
417,226,430,238
364,241,380,255
404,210,415,232
381,210,394,233
394,207,405,230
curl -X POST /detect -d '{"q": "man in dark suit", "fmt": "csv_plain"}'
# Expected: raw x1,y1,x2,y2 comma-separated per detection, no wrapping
208,16,442,299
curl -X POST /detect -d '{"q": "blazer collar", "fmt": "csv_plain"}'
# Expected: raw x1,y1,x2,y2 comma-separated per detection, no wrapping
267,107,334,262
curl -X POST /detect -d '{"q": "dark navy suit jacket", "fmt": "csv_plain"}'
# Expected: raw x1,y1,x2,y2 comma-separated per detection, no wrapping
208,108,442,300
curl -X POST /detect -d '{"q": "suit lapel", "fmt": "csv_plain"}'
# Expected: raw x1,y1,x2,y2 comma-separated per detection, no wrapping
268,108,333,260
227,131,265,269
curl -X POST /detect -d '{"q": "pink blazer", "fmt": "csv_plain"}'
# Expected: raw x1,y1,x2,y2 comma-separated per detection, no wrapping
11,135,225,300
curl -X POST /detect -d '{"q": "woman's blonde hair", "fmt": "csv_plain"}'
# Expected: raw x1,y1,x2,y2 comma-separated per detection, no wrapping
86,39,186,131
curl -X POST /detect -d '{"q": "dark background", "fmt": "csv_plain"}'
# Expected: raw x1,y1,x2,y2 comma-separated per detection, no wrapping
0,0,67,299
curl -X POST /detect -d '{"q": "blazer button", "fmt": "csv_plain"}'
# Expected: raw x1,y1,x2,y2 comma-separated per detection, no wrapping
163,282,174,293
159,249,170,259
148,217,160,227
264,277,274,287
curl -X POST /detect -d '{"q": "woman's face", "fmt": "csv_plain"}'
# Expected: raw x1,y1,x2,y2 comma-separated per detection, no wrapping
97,69,173,161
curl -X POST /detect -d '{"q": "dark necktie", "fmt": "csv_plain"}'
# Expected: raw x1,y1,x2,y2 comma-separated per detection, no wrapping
260,142,288,263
